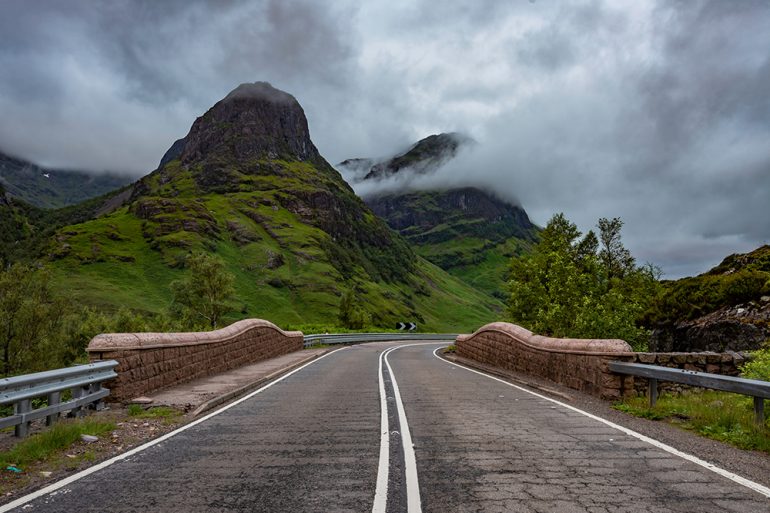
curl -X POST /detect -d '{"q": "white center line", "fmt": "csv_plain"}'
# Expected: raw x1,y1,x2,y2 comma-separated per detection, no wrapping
385,346,423,513
371,347,391,513
372,343,433,513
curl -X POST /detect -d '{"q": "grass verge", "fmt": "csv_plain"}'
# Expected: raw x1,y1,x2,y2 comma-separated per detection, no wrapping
0,417,115,470
613,390,770,453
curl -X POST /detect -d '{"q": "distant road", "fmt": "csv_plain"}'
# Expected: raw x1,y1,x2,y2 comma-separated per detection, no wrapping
4,343,768,512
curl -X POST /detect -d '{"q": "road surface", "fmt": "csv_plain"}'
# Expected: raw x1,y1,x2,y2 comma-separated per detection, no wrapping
3,343,768,512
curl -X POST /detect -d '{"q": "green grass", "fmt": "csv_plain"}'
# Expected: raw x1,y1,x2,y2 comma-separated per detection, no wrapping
613,390,770,452
0,417,115,469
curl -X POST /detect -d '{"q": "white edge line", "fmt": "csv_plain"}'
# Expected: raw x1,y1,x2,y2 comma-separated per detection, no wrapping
0,347,348,513
432,347,770,499
384,344,426,513
371,347,391,513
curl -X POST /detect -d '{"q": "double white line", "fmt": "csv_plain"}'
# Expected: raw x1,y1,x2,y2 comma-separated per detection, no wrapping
372,344,425,513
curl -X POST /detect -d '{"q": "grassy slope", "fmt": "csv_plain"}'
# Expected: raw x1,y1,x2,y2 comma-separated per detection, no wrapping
417,237,534,300
369,189,538,301
45,161,503,333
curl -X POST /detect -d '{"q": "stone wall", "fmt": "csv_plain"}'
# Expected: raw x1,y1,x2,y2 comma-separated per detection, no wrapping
456,322,635,399
87,319,303,402
456,322,749,399
624,351,746,395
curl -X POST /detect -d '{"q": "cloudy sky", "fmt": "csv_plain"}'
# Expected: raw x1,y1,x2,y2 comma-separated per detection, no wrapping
1,0,768,278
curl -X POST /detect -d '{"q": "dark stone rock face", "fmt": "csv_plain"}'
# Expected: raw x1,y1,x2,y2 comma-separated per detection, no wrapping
360,132,470,181
650,300,770,352
180,82,320,165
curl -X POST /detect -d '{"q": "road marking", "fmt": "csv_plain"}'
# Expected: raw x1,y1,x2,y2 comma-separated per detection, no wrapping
384,346,423,513
432,347,770,499
372,344,432,513
0,348,348,513
372,347,391,513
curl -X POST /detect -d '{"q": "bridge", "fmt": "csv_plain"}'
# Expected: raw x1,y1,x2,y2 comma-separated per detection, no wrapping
1,321,768,512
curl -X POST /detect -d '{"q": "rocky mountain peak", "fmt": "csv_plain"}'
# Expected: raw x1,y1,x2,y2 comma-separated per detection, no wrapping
175,82,320,166
338,132,473,182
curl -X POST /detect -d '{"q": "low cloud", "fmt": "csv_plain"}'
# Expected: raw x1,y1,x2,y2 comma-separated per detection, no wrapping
0,0,768,277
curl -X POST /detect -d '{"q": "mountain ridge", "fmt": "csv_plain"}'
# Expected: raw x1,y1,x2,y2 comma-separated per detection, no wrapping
39,83,501,331
342,132,539,299
0,150,132,209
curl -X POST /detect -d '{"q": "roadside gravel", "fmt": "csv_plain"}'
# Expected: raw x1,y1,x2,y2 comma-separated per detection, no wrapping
0,406,185,504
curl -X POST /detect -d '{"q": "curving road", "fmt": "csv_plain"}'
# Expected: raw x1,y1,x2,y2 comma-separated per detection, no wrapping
3,343,768,512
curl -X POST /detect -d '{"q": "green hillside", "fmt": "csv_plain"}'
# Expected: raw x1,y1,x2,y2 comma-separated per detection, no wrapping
40,84,502,332
45,168,501,331
366,186,538,301
644,245,770,325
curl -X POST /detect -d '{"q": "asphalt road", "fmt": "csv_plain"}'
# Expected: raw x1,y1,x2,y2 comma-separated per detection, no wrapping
5,343,769,512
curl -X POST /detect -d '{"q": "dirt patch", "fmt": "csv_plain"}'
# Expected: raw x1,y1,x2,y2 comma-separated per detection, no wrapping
0,406,187,504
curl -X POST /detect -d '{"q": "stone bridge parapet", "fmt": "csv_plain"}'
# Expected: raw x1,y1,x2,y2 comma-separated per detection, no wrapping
456,322,636,399
87,319,303,402
456,322,748,400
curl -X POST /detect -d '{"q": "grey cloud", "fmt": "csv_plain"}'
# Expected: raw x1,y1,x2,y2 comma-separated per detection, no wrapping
0,0,358,174
0,0,768,278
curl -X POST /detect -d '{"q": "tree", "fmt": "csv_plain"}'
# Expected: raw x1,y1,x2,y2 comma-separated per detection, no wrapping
0,264,65,376
170,253,235,329
338,289,372,330
598,217,635,281
508,213,659,350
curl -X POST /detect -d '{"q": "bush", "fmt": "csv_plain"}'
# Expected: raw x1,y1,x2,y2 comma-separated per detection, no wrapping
742,345,770,382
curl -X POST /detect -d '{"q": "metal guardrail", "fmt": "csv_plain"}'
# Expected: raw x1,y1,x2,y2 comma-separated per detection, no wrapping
0,360,118,437
303,333,457,348
609,361,770,427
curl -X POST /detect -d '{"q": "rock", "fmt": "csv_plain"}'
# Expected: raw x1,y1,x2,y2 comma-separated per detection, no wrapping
80,434,99,443
130,396,154,405
39,471,52,477
180,82,320,166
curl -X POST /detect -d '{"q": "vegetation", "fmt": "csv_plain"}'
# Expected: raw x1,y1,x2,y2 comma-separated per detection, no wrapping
613,391,770,453
643,245,770,325
0,264,66,376
508,214,659,350
742,345,770,382
338,290,372,329
368,188,539,300
0,417,115,469
170,252,235,329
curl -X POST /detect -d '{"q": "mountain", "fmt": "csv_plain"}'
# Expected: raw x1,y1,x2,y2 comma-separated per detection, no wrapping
343,133,539,300
42,83,502,331
0,150,132,209
645,245,770,352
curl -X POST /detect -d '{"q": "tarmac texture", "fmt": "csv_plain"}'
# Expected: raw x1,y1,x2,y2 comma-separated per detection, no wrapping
5,343,769,512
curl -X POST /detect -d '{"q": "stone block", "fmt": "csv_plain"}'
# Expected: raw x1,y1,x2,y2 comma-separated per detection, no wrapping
637,353,656,364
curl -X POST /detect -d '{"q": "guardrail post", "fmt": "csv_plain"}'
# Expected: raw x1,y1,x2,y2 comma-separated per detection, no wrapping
70,385,85,418
755,397,765,428
46,391,61,426
648,378,658,408
14,399,31,438
92,383,105,411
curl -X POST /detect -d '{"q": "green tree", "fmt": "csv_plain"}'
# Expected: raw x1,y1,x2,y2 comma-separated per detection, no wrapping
508,213,659,350
598,217,635,281
0,264,66,376
338,289,372,330
170,253,235,330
